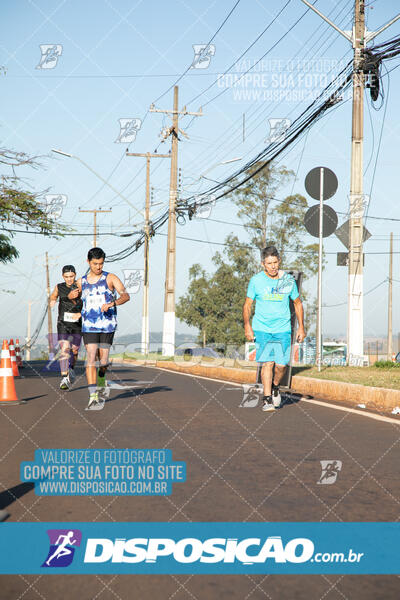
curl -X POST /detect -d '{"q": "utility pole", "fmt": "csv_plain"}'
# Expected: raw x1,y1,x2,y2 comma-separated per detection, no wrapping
388,231,393,360
348,0,365,364
126,151,170,355
301,0,400,364
45,252,54,357
150,86,203,355
26,300,34,361
79,208,112,247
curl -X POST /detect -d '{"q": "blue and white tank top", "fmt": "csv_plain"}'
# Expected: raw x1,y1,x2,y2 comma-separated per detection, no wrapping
81,271,117,333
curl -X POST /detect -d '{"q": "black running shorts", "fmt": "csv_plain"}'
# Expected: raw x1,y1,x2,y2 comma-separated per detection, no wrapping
82,332,115,346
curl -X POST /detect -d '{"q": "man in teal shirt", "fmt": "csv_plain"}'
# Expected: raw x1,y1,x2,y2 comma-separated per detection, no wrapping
243,246,306,411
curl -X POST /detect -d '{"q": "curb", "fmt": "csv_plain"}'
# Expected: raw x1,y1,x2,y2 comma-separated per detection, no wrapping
148,361,399,413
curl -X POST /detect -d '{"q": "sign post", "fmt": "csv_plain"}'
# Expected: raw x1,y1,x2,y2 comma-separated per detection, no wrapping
304,167,338,372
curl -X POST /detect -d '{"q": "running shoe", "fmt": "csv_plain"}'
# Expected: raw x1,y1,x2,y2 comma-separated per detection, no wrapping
272,384,282,409
59,376,70,391
68,368,76,383
262,396,275,412
87,391,99,408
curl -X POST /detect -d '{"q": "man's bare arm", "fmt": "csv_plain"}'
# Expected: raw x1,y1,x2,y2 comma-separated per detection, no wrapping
293,297,306,342
243,297,254,341
49,285,58,308
102,274,130,312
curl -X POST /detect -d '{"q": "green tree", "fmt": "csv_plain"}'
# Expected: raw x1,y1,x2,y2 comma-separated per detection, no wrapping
176,235,258,346
0,148,67,262
231,161,293,248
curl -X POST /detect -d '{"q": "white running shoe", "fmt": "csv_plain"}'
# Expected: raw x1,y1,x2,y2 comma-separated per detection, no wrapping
272,385,281,409
59,376,70,390
262,397,275,412
87,391,99,408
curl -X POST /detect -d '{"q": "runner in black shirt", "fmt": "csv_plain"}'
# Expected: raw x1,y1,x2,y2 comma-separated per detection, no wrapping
50,265,82,390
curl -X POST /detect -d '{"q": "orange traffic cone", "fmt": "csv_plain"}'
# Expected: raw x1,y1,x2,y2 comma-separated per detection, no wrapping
8,339,20,378
0,340,18,403
15,339,23,368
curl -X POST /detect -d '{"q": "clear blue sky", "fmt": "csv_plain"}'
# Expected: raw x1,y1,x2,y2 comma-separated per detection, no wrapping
1,0,400,344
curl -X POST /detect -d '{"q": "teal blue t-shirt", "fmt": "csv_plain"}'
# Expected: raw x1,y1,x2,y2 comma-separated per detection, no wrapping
246,270,299,333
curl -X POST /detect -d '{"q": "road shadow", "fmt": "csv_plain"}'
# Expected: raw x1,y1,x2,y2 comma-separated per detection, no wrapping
281,392,303,408
0,482,35,510
19,394,48,403
104,385,172,404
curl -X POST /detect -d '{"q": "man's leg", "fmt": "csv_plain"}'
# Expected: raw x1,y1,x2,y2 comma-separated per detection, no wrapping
273,364,287,387
58,336,72,390
254,331,275,412
85,343,98,385
261,362,274,397
98,345,110,382
59,340,70,376
68,341,80,384
271,333,292,408
97,333,115,386
70,347,78,369
84,341,101,407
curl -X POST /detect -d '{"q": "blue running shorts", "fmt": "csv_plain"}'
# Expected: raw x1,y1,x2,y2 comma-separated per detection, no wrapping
254,330,292,365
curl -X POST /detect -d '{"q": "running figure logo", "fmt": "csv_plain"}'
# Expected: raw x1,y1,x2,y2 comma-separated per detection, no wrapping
191,44,216,69
317,460,342,485
123,269,144,294
36,45,63,69
265,118,291,144
194,195,216,220
43,194,67,220
239,384,263,408
115,118,142,143
42,529,82,567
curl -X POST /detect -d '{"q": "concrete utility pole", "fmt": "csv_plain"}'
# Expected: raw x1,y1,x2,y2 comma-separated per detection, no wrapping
26,300,35,361
45,252,54,357
301,0,400,364
126,151,170,355
388,232,393,360
150,86,203,355
79,208,112,247
348,0,366,363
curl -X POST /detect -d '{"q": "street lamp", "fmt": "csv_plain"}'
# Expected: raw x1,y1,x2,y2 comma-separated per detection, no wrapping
200,156,242,179
51,149,145,219
183,157,242,187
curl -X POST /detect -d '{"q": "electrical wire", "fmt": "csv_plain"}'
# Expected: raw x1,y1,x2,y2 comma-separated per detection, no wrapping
323,279,388,307
184,0,293,108
152,0,243,105
105,62,354,262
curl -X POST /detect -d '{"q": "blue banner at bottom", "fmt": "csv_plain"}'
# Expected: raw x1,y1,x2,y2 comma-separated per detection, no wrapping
0,522,398,574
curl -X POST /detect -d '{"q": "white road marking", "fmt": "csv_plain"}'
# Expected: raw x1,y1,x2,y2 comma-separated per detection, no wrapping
139,364,400,426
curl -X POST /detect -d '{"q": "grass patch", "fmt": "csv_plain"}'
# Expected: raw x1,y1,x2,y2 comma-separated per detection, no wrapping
292,365,400,391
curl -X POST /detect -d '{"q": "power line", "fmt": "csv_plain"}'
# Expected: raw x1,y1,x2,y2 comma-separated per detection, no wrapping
187,0,317,112
75,2,244,217
365,62,390,225
105,63,354,262
184,0,293,108
323,279,388,307
152,0,243,105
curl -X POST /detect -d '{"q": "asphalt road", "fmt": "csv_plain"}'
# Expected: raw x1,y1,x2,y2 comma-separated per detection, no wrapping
1,361,399,599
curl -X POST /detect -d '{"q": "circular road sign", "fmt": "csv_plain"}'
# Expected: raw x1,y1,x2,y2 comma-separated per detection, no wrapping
304,204,338,238
305,167,338,201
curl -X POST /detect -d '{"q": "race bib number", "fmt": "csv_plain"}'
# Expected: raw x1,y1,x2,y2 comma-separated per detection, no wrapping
63,312,81,323
86,293,105,311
